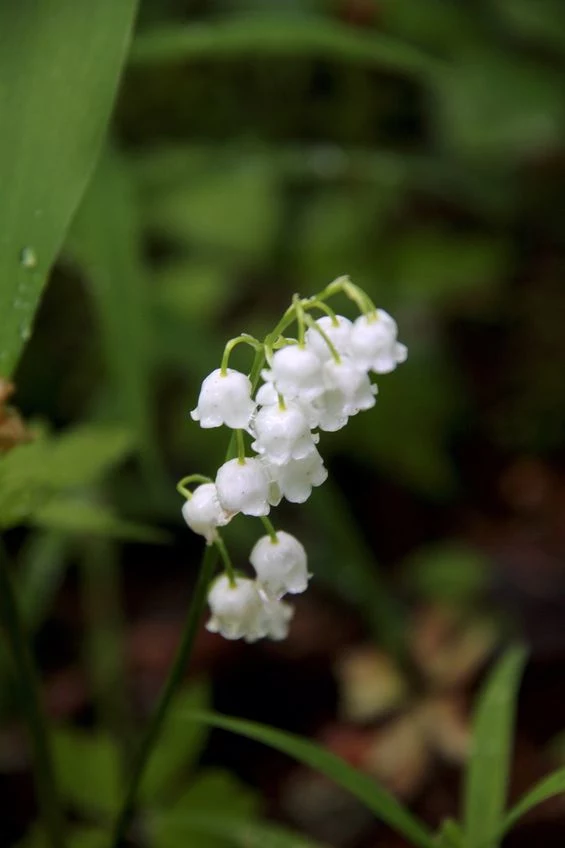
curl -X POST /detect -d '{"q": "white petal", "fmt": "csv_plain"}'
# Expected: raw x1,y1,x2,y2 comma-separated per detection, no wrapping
216,457,271,516
192,368,256,429
250,531,309,599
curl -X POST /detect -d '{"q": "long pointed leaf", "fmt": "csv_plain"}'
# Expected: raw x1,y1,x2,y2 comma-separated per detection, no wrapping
185,710,434,848
501,767,565,836
131,14,440,80
67,147,160,479
463,646,527,848
0,1,138,376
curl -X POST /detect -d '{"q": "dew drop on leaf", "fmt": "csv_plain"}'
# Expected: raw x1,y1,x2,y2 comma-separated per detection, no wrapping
19,323,31,342
19,246,37,269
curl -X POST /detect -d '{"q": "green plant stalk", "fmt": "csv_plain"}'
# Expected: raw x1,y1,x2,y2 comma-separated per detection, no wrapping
109,542,218,847
0,547,66,848
111,347,267,846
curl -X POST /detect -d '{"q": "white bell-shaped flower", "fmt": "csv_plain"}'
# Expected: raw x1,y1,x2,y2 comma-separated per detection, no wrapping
251,531,309,599
300,358,377,432
323,357,376,411
216,457,272,516
262,345,325,402
181,483,231,543
256,597,294,641
191,368,256,429
206,575,264,641
349,311,407,374
266,448,328,504
305,315,353,361
255,381,278,407
251,401,318,466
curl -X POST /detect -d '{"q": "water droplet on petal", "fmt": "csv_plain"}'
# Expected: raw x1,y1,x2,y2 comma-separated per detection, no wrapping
20,246,37,269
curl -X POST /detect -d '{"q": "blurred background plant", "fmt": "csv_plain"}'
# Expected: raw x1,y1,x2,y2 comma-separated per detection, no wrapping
3,0,565,846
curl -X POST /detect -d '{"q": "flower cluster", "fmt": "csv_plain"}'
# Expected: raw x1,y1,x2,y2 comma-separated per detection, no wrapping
179,277,407,642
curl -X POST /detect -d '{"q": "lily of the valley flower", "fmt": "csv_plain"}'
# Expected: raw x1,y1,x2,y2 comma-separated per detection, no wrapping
215,456,273,516
181,482,231,543
191,368,256,429
250,530,310,599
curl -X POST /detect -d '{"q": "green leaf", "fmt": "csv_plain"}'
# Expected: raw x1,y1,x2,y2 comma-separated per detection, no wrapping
501,767,565,836
140,157,281,261
329,348,461,495
184,711,435,848
0,425,133,528
31,498,168,544
170,768,259,817
68,830,108,848
0,532,70,716
155,260,231,327
0,0,138,376
434,51,565,160
153,811,328,848
491,0,565,54
402,542,491,605
388,229,510,302
140,681,211,804
380,0,483,54
307,480,405,656
435,819,464,848
17,531,70,631
67,146,159,478
131,14,439,80
462,646,527,848
150,769,260,848
51,727,121,818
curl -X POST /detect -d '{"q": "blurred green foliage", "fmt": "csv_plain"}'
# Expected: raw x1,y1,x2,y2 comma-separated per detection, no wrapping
4,0,565,843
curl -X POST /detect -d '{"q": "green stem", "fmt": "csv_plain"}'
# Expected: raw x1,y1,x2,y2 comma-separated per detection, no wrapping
259,515,278,543
303,313,341,363
214,535,236,585
220,334,260,374
110,346,268,843
0,546,66,848
293,295,306,345
109,543,218,847
309,298,338,323
176,474,213,499
236,429,246,463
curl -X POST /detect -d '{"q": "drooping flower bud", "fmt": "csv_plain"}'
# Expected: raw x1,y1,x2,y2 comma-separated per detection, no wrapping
250,530,310,599
191,368,256,429
262,346,325,402
251,401,318,466
349,311,407,374
206,575,264,641
181,482,231,543
216,457,273,516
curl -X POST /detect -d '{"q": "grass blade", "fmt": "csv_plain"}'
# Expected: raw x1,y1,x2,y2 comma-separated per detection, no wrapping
463,646,527,848
185,710,435,848
501,767,565,837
